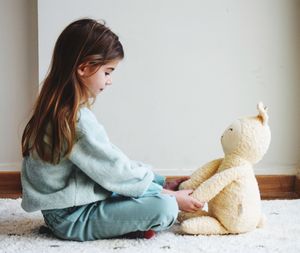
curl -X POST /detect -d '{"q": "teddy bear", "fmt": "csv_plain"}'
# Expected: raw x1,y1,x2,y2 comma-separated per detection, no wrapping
178,102,271,235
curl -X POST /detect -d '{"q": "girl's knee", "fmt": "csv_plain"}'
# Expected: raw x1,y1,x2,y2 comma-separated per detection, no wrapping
151,195,178,229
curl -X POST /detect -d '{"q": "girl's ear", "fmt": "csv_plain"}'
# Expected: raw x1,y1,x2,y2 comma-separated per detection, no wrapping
77,64,87,77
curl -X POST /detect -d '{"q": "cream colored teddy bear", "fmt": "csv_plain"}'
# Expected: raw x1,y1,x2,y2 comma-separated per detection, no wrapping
178,102,271,235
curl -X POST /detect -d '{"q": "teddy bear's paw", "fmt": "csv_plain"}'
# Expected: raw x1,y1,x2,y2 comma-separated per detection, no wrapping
177,210,208,223
181,216,229,235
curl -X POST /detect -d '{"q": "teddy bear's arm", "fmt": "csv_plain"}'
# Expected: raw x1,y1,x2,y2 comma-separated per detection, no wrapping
192,165,252,202
179,158,223,190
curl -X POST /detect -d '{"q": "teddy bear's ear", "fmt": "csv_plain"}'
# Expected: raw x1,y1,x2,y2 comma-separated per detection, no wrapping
257,102,269,125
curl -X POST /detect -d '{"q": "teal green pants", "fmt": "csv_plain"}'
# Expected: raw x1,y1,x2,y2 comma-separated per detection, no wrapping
41,193,178,241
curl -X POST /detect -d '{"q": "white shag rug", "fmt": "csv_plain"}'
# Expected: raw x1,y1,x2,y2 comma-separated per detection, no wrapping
0,198,300,253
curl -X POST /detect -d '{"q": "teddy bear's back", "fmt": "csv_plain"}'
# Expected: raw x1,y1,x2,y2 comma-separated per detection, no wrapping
208,172,262,233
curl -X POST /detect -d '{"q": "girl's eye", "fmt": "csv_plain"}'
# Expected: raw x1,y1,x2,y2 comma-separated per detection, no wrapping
105,72,110,76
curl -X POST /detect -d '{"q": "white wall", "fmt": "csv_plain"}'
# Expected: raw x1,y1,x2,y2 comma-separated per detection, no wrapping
0,0,38,171
1,0,299,175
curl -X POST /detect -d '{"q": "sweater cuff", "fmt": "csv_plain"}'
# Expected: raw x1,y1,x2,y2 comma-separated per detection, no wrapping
153,173,166,187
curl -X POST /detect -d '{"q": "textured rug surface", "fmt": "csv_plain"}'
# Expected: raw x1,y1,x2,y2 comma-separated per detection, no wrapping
0,198,299,253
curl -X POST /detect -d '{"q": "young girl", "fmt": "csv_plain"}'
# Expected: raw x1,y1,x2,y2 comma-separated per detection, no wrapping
21,18,203,241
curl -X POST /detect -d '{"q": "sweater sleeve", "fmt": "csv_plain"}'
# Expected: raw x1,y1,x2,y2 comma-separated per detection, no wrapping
129,162,165,196
130,160,166,186
140,182,163,197
111,144,165,196
68,108,155,198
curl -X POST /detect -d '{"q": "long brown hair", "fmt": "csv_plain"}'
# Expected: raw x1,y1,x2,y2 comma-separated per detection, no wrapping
22,18,124,164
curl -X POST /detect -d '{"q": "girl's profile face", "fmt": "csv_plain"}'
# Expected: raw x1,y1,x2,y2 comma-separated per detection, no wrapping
78,59,120,96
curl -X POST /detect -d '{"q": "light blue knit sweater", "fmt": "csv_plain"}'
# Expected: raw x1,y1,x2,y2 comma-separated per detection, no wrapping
21,107,164,212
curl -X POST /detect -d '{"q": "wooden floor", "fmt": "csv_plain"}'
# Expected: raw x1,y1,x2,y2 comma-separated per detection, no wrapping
0,172,299,199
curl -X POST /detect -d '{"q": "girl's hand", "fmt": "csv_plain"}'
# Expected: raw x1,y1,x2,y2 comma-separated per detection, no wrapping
163,176,190,191
161,189,204,212
174,189,204,212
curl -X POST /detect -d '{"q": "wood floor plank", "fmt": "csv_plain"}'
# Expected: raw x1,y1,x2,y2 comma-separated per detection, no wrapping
0,172,299,199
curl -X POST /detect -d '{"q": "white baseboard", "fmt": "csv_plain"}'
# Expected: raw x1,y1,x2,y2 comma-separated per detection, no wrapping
0,162,298,176
254,166,299,175
0,163,21,171
153,166,299,176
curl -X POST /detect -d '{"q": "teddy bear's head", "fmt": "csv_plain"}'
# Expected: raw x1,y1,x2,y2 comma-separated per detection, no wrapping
221,102,271,164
